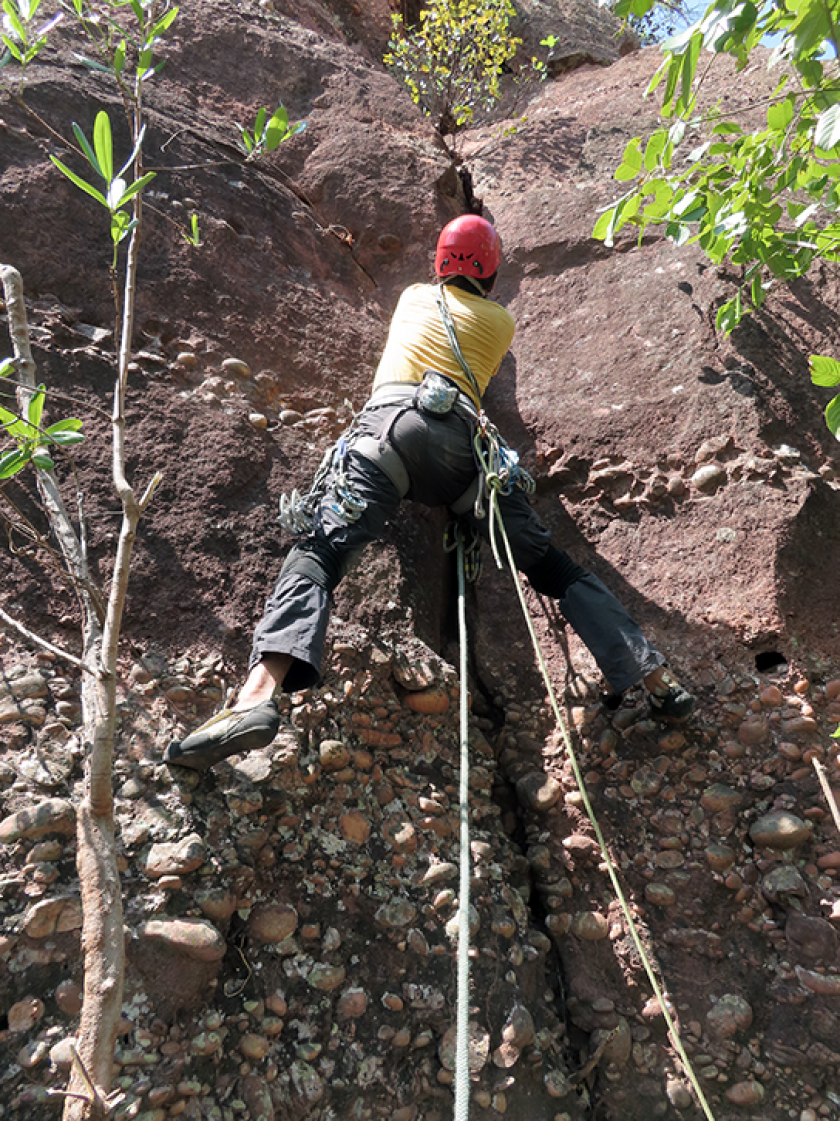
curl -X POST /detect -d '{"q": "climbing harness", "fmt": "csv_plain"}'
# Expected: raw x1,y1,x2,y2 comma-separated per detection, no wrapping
449,460,719,1121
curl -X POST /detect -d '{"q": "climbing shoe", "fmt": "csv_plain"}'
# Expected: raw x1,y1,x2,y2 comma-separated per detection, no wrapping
164,700,281,771
647,669,695,721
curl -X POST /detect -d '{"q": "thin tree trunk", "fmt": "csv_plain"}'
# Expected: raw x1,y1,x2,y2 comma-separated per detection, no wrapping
63,660,124,1121
0,264,128,1121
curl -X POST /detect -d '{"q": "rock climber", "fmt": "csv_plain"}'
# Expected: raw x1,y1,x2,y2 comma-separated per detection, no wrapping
165,215,694,770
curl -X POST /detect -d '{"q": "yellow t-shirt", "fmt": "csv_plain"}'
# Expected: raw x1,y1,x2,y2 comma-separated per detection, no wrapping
372,283,515,408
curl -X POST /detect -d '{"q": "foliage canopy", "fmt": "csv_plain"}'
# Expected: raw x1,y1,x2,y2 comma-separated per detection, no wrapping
384,0,524,138
594,0,840,433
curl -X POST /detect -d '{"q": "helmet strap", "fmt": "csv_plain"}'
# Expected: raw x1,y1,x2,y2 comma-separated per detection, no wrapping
440,274,487,298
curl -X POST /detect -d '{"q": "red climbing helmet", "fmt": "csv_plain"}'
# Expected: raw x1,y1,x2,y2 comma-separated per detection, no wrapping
435,215,502,281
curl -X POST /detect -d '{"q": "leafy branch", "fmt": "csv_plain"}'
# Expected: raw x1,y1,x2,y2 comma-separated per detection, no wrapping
596,0,840,434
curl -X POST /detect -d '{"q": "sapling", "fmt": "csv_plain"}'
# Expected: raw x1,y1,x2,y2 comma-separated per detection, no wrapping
0,2,300,1117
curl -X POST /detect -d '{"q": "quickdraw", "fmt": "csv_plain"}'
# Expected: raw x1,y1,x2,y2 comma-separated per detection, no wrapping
443,521,482,583
278,430,368,536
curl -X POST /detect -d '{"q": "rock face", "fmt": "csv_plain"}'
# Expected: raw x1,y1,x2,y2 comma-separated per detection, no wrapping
2,1,840,1120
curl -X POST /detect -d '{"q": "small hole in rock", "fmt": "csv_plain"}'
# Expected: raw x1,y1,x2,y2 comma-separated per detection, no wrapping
755,651,787,673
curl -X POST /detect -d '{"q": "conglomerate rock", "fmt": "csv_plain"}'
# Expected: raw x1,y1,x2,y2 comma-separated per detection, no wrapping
3,1,840,1119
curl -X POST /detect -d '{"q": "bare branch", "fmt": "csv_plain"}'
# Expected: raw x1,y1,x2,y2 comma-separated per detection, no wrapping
0,605,91,673
814,757,840,838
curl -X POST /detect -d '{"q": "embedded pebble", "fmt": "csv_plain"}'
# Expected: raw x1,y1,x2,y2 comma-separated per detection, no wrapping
49,1037,76,1069
0,799,76,842
706,993,753,1038
336,988,368,1019
142,833,206,878
516,772,562,812
737,717,770,746
786,911,838,963
439,1021,490,1072
249,903,298,944
404,687,449,714
22,895,82,938
749,811,811,850
375,898,417,928
138,918,227,961
571,911,609,940
705,843,736,872
221,356,251,377
8,997,45,1032
339,811,371,843
307,963,346,992
55,980,82,1016
644,883,676,906
319,740,350,771
691,463,727,492
239,1033,270,1060
700,784,742,813
725,1079,765,1106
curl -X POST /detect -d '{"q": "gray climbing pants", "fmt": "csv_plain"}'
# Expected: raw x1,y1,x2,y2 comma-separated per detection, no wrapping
250,402,664,694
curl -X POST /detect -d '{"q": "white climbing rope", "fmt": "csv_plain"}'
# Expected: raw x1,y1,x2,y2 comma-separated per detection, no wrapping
483,491,719,1121
453,531,472,1121
444,397,716,1117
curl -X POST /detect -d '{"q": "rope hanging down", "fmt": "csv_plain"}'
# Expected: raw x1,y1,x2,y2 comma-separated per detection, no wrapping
453,530,473,1121
479,470,718,1121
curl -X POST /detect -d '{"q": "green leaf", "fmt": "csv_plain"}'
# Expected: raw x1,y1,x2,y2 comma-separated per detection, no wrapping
265,106,291,151
643,130,668,172
826,392,840,436
114,171,156,208
72,52,112,74
716,292,743,334
44,417,83,434
2,2,26,43
110,210,137,245
809,354,840,387
0,402,26,436
254,106,267,142
615,137,643,181
50,156,109,207
750,271,766,309
148,6,178,43
767,97,794,131
614,0,655,17
0,357,14,377
48,429,84,447
181,212,200,246
0,448,28,479
815,104,840,151
31,452,54,470
72,120,101,176
592,209,611,241
681,31,701,109
26,384,45,431
93,111,113,182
